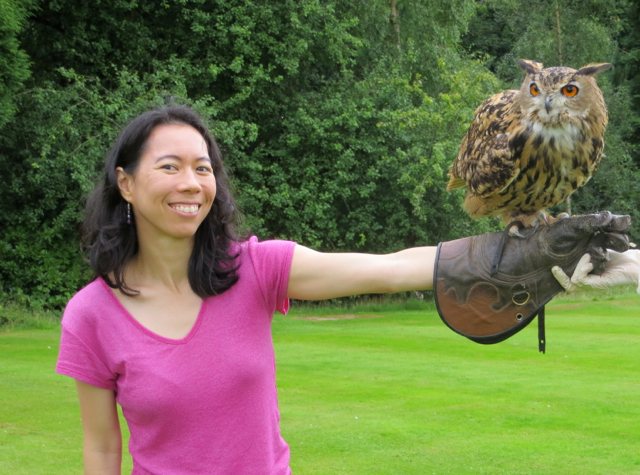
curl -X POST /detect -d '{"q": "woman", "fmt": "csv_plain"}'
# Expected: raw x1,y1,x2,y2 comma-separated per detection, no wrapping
56,106,437,474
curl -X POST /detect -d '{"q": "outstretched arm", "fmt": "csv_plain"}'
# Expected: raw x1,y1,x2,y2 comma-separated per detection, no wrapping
287,244,437,300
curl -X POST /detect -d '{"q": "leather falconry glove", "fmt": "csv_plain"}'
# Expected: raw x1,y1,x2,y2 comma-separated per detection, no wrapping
434,212,630,353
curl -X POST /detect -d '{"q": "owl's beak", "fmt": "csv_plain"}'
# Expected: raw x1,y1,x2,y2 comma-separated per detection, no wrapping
545,96,553,114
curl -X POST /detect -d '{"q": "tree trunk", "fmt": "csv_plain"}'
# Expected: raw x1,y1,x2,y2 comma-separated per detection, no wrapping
555,0,571,214
389,0,401,51
555,0,563,66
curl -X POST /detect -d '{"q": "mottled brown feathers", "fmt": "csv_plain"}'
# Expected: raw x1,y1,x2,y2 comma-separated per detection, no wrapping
448,59,610,226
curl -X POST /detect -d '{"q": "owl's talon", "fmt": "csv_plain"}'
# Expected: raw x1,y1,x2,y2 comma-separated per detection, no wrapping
508,226,526,239
531,220,540,234
537,211,550,227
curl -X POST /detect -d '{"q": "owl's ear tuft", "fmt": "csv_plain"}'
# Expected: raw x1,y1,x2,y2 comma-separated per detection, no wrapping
577,63,613,76
518,59,543,75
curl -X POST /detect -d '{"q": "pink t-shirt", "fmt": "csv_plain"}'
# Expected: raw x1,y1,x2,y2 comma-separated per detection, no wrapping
56,237,296,475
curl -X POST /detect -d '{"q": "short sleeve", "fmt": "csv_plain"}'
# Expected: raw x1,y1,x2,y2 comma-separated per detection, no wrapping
245,237,296,315
56,325,117,390
55,282,118,390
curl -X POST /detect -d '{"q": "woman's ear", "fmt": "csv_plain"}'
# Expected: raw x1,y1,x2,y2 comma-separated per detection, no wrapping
116,167,134,202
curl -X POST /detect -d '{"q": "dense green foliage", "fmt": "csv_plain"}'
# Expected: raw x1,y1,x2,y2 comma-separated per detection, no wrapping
0,0,34,128
0,0,638,307
617,0,640,163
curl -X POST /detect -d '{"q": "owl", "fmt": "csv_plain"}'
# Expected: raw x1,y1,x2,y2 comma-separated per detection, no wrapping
447,59,612,233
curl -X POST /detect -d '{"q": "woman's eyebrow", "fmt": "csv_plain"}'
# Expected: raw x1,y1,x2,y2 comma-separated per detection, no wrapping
155,154,212,163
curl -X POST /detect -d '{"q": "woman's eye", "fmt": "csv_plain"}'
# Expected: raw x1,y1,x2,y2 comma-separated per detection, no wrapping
197,166,213,173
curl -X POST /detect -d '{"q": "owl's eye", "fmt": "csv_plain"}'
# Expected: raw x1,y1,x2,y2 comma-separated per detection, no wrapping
530,83,540,96
561,85,579,97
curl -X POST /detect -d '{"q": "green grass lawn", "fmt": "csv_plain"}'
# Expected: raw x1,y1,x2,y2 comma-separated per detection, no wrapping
2,292,640,474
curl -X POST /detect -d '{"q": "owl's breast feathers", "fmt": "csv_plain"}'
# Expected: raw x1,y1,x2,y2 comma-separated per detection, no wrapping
448,90,606,220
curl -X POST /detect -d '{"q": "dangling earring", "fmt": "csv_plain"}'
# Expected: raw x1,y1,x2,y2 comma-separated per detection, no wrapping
126,202,132,225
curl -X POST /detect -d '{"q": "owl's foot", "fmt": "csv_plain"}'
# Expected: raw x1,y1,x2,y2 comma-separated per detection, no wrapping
504,212,542,238
544,212,570,226
504,210,571,238
504,211,568,238
535,210,570,227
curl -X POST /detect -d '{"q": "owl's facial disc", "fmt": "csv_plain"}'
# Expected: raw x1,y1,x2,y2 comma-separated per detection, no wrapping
535,81,580,120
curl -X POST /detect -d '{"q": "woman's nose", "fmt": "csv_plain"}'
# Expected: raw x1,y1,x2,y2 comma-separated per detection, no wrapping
177,169,202,193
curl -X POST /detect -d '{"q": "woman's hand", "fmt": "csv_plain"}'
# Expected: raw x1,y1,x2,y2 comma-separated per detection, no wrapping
552,250,640,293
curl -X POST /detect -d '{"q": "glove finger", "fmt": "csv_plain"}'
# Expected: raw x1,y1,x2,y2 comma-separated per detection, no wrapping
552,265,576,291
561,211,631,237
547,212,608,242
571,253,594,282
567,211,613,235
602,214,631,233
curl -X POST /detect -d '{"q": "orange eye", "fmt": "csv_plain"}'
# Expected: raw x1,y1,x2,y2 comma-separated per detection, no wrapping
530,83,540,96
561,85,579,97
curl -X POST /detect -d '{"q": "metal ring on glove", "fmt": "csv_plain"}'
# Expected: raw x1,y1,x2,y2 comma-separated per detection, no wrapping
512,291,531,306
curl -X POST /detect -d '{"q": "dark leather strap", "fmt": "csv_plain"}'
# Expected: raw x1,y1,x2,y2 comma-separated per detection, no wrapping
490,221,523,277
538,306,546,354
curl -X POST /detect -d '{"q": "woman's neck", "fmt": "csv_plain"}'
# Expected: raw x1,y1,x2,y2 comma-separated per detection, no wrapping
128,235,194,293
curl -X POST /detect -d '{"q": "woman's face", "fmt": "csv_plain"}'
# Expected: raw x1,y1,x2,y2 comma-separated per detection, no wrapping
116,124,217,243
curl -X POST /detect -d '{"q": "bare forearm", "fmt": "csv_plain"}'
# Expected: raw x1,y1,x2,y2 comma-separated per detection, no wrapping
287,245,437,300
75,380,122,475
384,246,437,293
83,446,122,475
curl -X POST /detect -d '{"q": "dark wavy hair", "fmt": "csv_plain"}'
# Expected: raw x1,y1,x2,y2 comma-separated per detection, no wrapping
82,106,241,297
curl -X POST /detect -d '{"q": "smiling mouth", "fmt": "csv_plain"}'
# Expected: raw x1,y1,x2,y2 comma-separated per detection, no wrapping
170,204,200,214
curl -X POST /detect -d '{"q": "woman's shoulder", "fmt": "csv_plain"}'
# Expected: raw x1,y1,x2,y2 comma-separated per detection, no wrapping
236,236,296,266
62,278,116,327
238,235,296,252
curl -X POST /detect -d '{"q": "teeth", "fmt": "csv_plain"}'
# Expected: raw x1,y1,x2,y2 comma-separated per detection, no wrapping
172,205,199,213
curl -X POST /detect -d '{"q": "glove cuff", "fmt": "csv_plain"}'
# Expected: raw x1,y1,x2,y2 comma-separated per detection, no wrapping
433,238,556,347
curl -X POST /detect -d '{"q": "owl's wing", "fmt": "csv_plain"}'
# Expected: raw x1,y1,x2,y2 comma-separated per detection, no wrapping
448,91,521,197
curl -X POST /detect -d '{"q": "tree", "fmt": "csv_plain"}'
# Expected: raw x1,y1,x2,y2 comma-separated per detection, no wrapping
0,0,35,128
615,0,640,166
1,0,505,306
